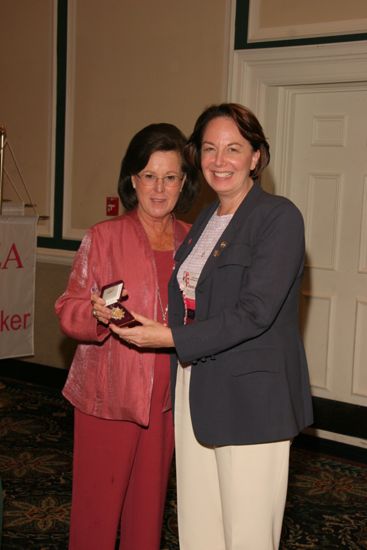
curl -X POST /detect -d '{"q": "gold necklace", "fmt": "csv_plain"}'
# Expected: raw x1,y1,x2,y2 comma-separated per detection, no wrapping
156,285,168,326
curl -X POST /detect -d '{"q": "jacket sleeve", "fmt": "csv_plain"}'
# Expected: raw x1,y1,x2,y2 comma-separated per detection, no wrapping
172,201,305,363
55,227,109,343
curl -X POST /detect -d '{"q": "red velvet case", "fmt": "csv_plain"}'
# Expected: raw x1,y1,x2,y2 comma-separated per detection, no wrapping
101,280,135,327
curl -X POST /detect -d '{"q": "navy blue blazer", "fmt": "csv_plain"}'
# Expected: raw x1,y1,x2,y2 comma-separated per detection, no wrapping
169,183,313,446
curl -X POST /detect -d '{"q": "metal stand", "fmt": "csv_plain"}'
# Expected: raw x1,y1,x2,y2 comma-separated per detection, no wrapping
0,127,6,215
0,127,48,219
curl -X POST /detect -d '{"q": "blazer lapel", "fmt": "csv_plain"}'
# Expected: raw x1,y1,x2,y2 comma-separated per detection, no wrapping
173,201,218,266
197,183,264,287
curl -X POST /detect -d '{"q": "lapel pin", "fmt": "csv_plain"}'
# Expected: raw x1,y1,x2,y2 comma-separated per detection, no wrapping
213,241,228,257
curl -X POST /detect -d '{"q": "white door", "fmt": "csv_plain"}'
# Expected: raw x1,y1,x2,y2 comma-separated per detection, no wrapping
283,85,367,407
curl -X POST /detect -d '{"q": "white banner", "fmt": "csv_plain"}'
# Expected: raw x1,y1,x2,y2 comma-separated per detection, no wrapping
0,216,38,359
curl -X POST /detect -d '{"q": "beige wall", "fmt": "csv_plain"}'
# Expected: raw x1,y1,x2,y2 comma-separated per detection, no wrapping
23,262,77,369
66,0,229,232
0,0,55,236
1,0,229,369
1,0,229,237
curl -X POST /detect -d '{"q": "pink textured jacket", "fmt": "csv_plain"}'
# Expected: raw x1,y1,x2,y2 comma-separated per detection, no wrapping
55,210,189,425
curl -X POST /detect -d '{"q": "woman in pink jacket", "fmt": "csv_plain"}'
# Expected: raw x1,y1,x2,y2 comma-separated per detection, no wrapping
55,123,198,550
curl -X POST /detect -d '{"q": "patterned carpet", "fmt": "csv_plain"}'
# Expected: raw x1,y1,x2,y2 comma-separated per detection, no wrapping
0,376,366,549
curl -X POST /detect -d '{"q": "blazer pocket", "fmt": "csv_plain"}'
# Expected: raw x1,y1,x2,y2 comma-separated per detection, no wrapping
217,243,252,267
230,346,281,377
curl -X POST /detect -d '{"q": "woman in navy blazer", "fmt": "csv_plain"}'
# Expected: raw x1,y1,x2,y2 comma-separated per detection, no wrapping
111,103,313,550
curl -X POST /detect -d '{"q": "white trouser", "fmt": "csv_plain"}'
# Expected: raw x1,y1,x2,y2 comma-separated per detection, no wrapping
174,364,290,550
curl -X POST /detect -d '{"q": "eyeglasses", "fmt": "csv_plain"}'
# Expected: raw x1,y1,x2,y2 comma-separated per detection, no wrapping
135,173,184,187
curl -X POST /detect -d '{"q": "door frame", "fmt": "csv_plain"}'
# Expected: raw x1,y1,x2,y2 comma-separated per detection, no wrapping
228,40,367,191
228,41,367,447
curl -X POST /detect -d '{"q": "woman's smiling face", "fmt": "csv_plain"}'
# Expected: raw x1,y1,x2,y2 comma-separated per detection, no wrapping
131,150,183,221
200,116,260,201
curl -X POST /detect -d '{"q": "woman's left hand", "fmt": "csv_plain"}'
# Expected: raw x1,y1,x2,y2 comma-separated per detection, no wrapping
109,312,174,348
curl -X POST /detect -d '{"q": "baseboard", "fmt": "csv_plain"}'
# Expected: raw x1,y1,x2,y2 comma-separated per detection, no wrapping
294,432,367,464
0,358,67,389
312,396,367,440
304,427,367,450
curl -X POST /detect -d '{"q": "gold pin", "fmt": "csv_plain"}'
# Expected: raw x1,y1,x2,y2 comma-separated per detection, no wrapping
213,250,220,257
219,241,228,248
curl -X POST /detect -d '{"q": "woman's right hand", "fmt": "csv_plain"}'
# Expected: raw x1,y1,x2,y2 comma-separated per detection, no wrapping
109,312,174,348
90,293,111,325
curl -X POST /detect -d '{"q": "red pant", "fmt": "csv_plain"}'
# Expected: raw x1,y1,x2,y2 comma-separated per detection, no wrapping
68,367,174,550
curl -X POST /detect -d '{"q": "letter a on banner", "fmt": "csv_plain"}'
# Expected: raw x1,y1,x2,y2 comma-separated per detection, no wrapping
0,215,38,358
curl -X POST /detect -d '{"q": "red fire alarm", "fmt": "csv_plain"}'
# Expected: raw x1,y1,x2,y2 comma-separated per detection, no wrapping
106,196,119,216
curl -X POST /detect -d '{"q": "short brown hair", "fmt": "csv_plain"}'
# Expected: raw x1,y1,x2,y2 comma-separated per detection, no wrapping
185,103,270,182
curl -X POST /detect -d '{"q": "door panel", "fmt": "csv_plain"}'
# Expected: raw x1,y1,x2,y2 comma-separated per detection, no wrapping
285,86,367,406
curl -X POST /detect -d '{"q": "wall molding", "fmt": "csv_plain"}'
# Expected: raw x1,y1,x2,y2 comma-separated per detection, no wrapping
37,247,74,266
234,0,367,49
248,1,367,44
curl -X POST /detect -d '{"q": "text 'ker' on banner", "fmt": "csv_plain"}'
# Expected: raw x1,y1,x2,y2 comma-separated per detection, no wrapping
0,215,38,359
